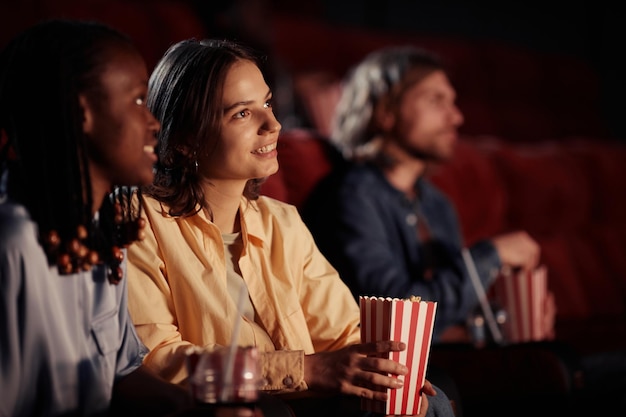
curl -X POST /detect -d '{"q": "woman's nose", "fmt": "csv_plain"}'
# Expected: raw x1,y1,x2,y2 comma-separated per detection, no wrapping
147,109,161,133
263,111,282,134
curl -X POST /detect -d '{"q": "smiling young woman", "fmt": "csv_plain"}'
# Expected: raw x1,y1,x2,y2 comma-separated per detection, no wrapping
125,38,456,417
0,19,195,416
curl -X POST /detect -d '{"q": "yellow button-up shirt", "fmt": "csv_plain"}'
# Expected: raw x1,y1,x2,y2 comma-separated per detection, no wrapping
127,194,361,392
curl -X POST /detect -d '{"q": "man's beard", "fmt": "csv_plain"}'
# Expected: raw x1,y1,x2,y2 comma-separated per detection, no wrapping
399,137,454,163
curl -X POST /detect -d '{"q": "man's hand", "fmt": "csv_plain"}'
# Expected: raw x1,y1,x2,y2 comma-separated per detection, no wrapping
492,230,540,271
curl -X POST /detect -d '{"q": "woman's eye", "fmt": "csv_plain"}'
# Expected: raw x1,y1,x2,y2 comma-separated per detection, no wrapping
264,99,273,109
234,110,248,119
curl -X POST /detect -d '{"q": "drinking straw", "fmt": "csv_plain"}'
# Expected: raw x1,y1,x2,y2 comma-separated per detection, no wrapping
461,247,504,344
221,280,249,402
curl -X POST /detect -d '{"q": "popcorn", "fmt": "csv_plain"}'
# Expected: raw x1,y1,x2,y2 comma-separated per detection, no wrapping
493,266,550,343
359,296,437,415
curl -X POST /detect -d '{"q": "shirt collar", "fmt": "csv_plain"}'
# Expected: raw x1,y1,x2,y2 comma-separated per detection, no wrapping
238,198,266,248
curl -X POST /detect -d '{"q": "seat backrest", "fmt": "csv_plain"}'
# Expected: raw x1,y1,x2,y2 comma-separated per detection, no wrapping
260,128,343,210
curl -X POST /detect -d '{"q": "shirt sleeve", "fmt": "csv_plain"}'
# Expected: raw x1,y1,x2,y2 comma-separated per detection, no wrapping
256,204,360,393
126,212,196,384
114,256,150,381
288,207,362,352
259,350,306,393
0,215,42,416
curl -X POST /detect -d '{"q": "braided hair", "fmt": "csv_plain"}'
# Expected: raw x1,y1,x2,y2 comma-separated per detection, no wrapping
0,19,145,282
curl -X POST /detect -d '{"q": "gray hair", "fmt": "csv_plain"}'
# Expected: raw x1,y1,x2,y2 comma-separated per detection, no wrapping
330,45,443,159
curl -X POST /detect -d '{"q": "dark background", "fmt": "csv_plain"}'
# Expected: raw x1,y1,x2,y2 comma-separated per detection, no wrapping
1,0,623,140
266,0,625,140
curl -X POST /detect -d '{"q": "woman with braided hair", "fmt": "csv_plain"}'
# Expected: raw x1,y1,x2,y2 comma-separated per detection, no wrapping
0,19,194,416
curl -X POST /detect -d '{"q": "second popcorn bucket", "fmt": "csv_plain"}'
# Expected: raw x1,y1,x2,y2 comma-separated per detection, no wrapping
492,265,551,344
360,296,438,415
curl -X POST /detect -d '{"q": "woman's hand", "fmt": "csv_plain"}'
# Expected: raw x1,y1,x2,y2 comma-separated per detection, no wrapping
304,340,408,401
385,379,437,417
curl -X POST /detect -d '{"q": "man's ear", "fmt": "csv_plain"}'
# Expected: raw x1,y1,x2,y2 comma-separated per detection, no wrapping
373,96,395,133
78,94,94,135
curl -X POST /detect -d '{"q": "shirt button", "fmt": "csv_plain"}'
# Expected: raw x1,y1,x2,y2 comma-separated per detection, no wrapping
406,213,417,226
282,376,294,387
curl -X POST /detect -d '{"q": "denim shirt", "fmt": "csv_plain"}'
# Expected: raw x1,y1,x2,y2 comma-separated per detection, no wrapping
303,162,501,341
0,201,148,417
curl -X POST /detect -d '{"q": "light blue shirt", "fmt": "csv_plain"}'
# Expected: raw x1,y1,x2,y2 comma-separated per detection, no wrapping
0,201,148,417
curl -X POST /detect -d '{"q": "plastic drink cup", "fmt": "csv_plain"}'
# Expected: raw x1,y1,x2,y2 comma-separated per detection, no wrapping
186,346,260,409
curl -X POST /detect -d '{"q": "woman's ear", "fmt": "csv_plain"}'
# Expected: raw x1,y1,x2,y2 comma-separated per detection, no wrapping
78,94,94,135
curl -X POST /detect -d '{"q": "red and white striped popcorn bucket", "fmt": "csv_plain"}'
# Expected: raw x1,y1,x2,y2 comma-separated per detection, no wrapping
359,296,437,415
493,266,549,344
